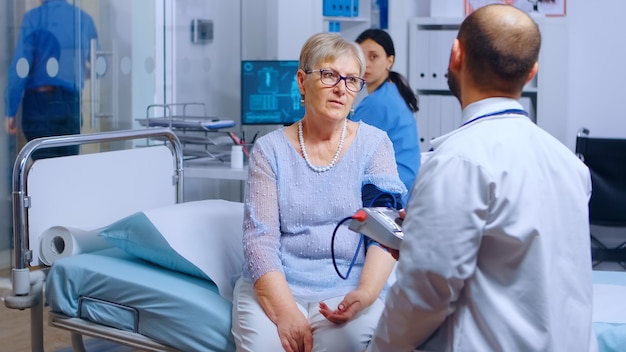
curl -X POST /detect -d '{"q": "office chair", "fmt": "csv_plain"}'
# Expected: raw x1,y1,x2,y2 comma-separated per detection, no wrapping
576,128,626,269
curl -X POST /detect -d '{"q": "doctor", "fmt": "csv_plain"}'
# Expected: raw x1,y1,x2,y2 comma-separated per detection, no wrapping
367,4,598,352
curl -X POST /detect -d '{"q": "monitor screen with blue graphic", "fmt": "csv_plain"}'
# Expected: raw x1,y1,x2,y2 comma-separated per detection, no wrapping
241,60,304,125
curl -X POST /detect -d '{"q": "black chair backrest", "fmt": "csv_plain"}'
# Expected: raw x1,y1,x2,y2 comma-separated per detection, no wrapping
576,134,626,227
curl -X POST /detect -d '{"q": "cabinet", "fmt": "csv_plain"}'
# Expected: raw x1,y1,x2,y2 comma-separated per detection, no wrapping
322,0,372,40
408,16,569,150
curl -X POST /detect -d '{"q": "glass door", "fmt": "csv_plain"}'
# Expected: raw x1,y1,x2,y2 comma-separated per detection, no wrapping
79,0,164,152
0,0,165,277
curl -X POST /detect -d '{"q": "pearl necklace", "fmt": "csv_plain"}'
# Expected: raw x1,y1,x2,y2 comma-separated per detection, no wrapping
298,119,346,173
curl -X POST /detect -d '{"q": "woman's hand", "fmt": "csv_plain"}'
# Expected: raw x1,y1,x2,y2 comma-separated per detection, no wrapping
275,310,313,352
254,272,313,352
318,288,372,324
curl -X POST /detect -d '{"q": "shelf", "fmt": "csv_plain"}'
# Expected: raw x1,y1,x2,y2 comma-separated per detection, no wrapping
408,15,569,149
323,16,369,23
184,163,248,181
411,16,462,28
136,117,236,130
321,0,372,39
140,102,242,162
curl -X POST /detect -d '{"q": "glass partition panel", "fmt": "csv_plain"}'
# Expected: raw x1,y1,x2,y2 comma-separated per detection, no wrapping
0,0,165,278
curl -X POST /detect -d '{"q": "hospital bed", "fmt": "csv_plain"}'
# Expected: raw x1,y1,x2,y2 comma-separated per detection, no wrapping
3,128,626,351
4,128,242,351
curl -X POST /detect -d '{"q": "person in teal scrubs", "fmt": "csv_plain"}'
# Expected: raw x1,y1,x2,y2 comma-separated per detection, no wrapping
352,29,420,202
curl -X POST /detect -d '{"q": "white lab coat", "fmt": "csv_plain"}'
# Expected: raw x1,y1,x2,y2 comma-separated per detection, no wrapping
368,98,598,352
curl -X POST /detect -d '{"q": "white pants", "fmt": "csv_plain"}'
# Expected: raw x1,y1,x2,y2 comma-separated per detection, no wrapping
231,277,385,352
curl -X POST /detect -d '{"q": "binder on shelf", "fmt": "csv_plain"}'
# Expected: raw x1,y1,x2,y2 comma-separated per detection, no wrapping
328,21,341,33
323,0,358,18
340,0,352,17
378,0,388,29
351,0,359,17
323,0,340,17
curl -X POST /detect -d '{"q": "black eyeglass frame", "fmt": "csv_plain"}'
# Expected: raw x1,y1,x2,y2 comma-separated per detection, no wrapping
304,68,366,93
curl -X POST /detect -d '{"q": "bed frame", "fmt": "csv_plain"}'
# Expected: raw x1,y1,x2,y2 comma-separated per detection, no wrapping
4,128,183,352
5,128,626,352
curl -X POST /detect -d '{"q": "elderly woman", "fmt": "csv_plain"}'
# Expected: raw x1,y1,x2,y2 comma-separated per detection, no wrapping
231,32,406,352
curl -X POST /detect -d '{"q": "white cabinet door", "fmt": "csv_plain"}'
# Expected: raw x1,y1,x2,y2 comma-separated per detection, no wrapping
409,17,568,143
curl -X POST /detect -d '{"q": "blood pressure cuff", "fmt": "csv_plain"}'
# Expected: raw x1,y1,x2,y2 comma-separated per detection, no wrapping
361,183,403,250
361,183,403,209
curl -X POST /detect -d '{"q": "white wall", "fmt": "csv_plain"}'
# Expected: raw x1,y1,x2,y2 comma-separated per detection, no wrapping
169,0,241,120
387,1,422,78
241,0,323,61
566,0,626,149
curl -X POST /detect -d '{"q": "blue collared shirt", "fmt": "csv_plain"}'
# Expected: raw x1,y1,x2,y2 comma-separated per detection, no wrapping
4,0,98,117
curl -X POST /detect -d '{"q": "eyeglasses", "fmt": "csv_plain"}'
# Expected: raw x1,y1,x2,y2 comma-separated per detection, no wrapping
305,69,365,93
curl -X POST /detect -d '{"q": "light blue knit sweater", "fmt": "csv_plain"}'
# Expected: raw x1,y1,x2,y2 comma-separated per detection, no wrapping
242,122,406,302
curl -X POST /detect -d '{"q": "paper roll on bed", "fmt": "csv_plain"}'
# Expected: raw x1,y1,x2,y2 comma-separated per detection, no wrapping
39,226,113,265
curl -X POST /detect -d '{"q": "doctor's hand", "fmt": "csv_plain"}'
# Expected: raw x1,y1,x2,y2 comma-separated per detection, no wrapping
276,310,313,352
319,288,371,324
4,117,17,135
380,209,405,260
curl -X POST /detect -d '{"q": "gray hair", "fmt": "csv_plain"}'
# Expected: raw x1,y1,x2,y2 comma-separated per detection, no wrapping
298,32,365,76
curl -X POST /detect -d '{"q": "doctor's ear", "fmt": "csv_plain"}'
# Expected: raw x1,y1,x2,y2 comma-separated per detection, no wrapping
525,61,539,84
448,39,463,72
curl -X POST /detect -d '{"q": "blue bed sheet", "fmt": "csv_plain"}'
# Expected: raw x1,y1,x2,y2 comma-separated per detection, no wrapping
45,247,235,352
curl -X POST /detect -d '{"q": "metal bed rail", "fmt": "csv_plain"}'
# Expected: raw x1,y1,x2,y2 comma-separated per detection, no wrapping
3,127,183,352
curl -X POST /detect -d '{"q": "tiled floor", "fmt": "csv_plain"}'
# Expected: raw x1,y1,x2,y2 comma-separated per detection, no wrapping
0,268,73,352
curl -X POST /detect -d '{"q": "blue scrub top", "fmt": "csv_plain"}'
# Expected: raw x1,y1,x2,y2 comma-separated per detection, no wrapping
352,81,421,199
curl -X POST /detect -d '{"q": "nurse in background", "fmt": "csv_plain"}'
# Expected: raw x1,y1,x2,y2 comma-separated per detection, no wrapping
352,29,420,201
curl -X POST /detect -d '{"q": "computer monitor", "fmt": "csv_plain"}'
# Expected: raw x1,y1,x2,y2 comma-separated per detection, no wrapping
241,60,304,125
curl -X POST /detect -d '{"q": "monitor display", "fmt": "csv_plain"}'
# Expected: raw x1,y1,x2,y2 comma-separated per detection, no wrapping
241,60,304,125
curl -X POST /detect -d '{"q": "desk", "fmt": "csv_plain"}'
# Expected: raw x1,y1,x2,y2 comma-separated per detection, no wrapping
184,163,248,181
183,161,248,202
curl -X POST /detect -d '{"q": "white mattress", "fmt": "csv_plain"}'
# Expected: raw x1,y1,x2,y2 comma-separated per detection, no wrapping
592,270,626,352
